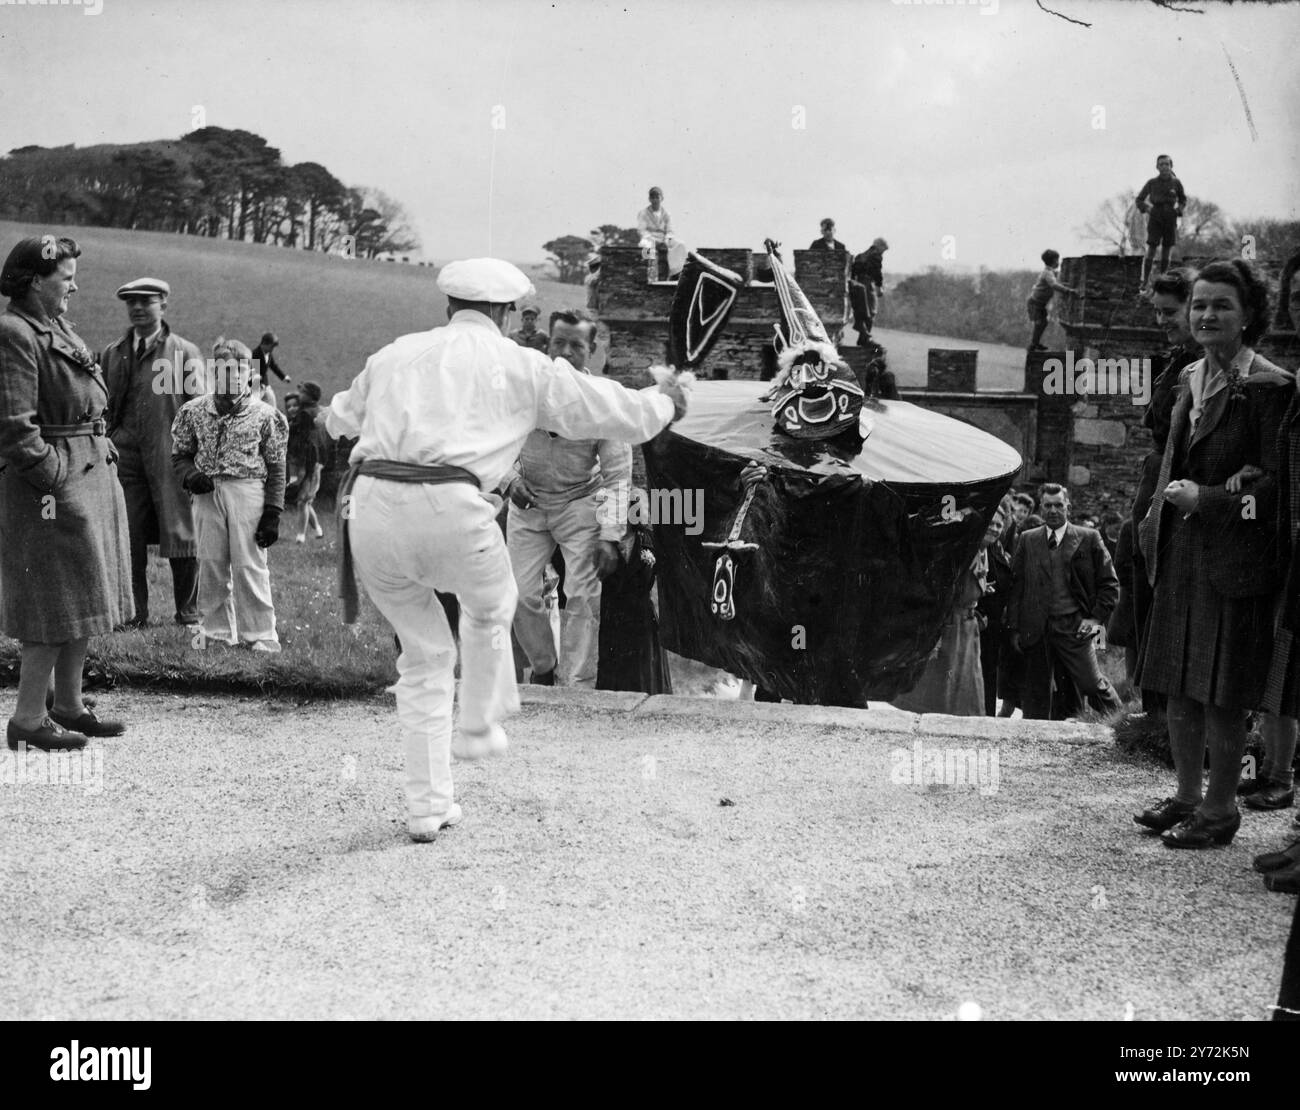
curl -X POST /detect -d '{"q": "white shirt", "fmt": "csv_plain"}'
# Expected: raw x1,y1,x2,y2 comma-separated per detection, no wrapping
1047,523,1067,548
325,310,674,493
637,205,673,243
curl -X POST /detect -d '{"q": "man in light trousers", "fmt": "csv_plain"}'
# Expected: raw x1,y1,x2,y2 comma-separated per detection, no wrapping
327,258,688,842
507,309,630,688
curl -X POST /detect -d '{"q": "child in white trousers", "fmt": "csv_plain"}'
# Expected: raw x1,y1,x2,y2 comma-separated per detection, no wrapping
171,338,289,652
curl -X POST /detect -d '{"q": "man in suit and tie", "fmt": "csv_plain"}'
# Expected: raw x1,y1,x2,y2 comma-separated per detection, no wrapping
1007,483,1123,720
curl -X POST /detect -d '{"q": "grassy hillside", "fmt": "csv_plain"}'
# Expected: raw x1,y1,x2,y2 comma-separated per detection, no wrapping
0,221,586,396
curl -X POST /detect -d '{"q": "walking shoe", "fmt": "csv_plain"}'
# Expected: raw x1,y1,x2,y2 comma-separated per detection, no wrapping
47,709,125,738
249,641,282,654
531,669,555,687
1264,860,1300,894
451,724,508,761
407,803,464,843
1244,784,1296,811
1253,837,1300,873
314,524,324,538
295,534,306,544
7,717,88,752
1134,797,1197,832
1161,808,1241,849
1237,776,1264,797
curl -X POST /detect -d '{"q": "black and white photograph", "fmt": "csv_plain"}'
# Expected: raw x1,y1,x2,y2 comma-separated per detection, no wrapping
2,0,1299,1068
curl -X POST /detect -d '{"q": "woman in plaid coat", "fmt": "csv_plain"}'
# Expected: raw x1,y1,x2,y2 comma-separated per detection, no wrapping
1136,260,1294,849
0,236,132,752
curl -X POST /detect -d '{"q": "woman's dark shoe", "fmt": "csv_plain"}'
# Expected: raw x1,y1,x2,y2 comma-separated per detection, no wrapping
1244,784,1296,811
1134,797,1197,832
1264,861,1300,894
6,717,88,752
1253,838,1300,873
1161,809,1242,849
47,709,125,738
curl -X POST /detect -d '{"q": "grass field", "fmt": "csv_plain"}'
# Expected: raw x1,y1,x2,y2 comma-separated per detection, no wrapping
0,220,587,395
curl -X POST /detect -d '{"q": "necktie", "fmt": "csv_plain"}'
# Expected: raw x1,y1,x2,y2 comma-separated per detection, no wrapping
136,337,147,363
1048,532,1058,551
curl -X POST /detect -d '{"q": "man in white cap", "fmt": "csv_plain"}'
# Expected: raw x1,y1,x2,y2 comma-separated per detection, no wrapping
328,257,689,843
101,278,204,627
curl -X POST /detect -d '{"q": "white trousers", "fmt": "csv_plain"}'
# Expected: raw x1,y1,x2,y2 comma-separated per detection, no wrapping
193,477,278,646
350,477,519,819
507,493,602,688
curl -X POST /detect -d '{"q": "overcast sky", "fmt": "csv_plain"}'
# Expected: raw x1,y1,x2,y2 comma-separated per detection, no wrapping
2,0,1297,273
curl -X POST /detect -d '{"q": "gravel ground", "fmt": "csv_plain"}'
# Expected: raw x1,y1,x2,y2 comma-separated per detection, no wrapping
1,689,1294,1021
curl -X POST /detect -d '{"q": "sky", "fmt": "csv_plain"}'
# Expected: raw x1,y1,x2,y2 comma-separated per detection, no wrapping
1,0,1298,274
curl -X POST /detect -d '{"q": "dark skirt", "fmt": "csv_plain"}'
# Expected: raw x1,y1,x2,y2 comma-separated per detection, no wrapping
1136,509,1275,710
596,540,671,696
1262,625,1300,718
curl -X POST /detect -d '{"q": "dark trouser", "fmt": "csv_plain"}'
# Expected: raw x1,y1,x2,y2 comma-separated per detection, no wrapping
1278,894,1300,1021
980,625,1000,716
127,547,199,625
850,281,874,337
1022,613,1122,720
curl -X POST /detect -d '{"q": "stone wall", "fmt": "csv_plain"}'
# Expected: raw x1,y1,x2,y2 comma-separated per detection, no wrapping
597,244,848,387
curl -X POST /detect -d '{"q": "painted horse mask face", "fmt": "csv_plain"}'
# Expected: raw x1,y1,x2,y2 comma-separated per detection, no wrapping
770,342,864,439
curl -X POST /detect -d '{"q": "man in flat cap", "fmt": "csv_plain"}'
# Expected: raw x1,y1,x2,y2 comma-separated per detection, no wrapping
101,278,204,627
508,306,548,352
328,257,690,843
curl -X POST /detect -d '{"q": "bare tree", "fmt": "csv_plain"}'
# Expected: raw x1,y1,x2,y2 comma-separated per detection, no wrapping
1078,190,1144,256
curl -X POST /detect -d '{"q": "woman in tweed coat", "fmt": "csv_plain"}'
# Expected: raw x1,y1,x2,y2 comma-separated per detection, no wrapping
0,237,131,751
1135,260,1294,849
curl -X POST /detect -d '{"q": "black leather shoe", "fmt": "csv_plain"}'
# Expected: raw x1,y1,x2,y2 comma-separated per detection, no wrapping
1264,861,1300,894
1135,797,1197,832
531,669,555,687
1237,777,1264,797
47,709,125,738
6,717,88,752
1244,784,1296,811
1161,809,1241,849
1254,838,1300,873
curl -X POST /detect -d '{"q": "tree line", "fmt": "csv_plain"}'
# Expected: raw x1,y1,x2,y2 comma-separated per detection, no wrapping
0,128,419,258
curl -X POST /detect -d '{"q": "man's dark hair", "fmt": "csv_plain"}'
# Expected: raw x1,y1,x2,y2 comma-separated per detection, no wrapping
1150,266,1197,302
549,308,596,344
1041,249,1060,267
1156,153,1172,164
1194,259,1272,347
1039,482,1069,502
0,235,81,300
1012,492,1036,510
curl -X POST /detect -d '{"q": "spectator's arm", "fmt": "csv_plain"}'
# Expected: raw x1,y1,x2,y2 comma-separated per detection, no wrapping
0,323,62,492
170,408,203,486
1135,179,1152,211
595,440,632,541
1174,179,1186,213
261,410,289,510
1090,533,1121,625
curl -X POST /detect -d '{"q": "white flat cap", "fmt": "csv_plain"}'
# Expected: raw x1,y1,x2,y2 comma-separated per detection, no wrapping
116,277,170,299
437,258,535,303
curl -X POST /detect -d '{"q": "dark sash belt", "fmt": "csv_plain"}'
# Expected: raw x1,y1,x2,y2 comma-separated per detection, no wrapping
40,419,107,438
338,459,479,624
